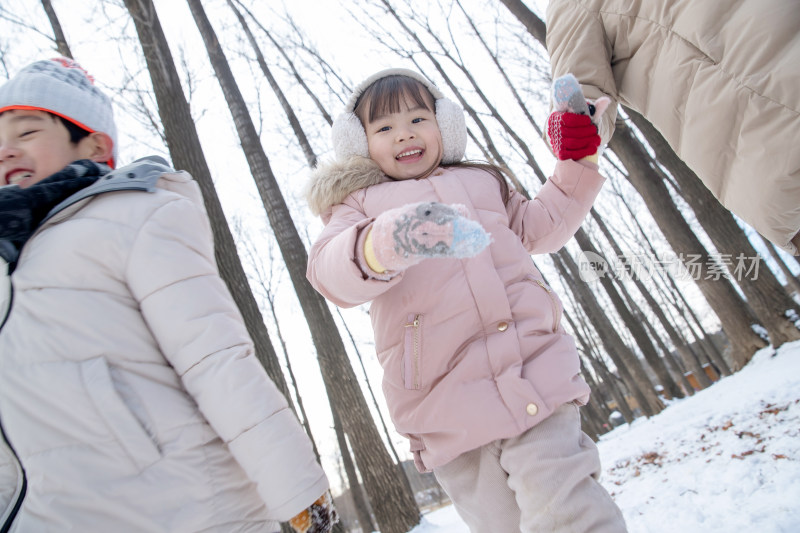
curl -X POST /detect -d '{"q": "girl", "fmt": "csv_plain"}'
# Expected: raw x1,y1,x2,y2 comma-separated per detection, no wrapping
306,68,626,532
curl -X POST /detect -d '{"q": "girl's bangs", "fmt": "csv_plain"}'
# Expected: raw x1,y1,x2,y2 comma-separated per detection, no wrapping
356,76,434,123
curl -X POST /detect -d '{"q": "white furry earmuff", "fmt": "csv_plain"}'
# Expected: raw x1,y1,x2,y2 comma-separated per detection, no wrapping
331,68,467,164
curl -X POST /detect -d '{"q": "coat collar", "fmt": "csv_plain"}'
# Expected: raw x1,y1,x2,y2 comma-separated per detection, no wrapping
305,156,389,217
44,156,173,224
0,156,175,266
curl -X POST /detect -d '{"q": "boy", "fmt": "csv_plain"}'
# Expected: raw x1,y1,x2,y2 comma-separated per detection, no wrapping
0,58,335,532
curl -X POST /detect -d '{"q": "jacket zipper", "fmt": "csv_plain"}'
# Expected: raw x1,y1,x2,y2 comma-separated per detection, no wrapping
1,274,26,532
0,416,26,533
535,279,561,332
0,277,12,332
404,314,422,390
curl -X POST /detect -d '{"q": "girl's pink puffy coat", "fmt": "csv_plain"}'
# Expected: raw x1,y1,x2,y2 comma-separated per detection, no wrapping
307,157,604,471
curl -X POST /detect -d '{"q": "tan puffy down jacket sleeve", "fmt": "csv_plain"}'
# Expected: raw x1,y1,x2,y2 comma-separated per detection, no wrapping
546,0,800,254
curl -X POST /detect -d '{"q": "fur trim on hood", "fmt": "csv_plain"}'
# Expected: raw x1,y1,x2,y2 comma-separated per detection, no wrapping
305,156,389,217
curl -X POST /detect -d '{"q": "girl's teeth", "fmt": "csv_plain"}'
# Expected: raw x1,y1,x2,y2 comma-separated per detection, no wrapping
397,149,422,159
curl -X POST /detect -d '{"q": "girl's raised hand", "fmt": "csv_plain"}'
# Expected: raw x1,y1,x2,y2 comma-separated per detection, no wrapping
548,73,611,161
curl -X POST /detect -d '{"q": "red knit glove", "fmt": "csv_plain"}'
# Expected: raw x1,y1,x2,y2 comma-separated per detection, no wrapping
546,111,601,160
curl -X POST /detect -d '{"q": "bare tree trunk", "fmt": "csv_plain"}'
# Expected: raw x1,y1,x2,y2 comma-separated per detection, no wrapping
266,294,320,458
121,0,291,398
589,351,635,423
40,0,72,58
185,2,419,530
579,399,605,441
789,250,800,271
625,108,800,348
579,363,613,423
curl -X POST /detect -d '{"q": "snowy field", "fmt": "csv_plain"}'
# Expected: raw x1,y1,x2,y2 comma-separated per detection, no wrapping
410,340,800,532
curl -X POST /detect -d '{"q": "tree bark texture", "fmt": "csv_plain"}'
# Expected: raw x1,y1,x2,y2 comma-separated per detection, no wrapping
615,192,723,382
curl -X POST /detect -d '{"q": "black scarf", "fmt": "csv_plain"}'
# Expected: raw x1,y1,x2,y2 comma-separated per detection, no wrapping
0,160,109,266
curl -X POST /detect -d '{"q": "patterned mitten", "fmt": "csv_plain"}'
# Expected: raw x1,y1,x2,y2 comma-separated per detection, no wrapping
548,73,611,161
367,202,490,273
289,492,339,533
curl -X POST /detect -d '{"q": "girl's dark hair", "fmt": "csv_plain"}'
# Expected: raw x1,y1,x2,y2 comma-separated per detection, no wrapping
353,75,434,124
56,115,91,144
354,75,512,204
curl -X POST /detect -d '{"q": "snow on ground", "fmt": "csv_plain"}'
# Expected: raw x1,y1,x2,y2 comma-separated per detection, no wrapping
410,340,800,532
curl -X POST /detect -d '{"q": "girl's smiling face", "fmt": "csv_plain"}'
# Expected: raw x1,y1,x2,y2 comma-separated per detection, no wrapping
357,79,443,181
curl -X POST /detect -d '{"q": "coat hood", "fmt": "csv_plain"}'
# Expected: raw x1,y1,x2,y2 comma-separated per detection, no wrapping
305,156,389,218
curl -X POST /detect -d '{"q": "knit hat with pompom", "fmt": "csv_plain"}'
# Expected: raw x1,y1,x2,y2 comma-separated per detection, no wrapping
0,57,117,168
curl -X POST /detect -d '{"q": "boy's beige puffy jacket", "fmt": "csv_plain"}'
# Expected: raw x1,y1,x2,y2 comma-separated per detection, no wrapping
0,159,327,532
547,0,800,254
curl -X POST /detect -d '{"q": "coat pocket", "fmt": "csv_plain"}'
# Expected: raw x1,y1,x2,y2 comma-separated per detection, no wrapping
79,357,161,471
533,278,562,332
402,314,423,390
